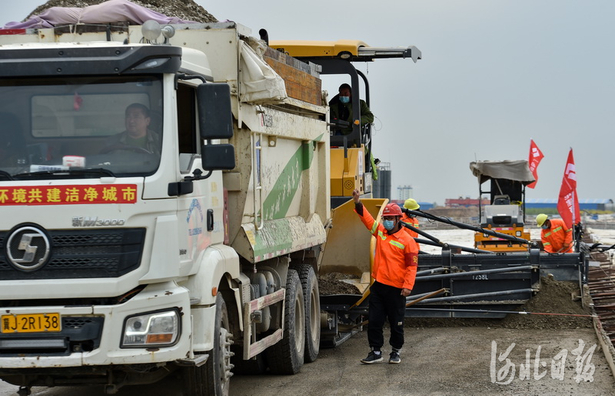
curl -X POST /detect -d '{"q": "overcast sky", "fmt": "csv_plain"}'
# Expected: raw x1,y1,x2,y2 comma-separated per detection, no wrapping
3,1,614,205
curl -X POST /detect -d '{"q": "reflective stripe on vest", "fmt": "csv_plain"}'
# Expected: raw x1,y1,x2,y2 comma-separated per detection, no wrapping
377,231,406,249
371,222,378,234
390,240,405,249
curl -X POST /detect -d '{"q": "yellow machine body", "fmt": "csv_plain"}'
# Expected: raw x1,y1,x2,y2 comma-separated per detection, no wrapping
330,146,365,197
269,40,368,58
474,226,531,252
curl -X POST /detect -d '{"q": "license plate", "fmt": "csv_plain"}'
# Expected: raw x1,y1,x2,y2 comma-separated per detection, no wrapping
1,313,61,333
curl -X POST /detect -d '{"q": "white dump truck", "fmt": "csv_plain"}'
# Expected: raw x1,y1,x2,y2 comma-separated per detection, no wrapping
0,7,421,396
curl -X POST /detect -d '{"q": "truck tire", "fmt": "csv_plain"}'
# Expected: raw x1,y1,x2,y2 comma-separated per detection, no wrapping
296,264,320,363
231,347,267,375
266,269,305,374
183,294,233,396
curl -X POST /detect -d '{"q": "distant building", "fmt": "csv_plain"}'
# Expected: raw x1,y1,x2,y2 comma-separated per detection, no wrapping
397,185,413,201
445,197,490,208
373,162,391,199
417,201,435,210
525,198,614,211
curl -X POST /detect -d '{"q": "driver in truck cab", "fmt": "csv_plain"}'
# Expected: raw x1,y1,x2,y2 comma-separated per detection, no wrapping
103,103,161,155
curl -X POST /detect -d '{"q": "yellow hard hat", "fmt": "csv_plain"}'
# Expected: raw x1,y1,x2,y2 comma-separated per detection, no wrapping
536,214,548,227
404,198,420,211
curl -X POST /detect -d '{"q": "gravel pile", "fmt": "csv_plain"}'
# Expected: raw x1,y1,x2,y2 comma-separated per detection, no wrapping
319,272,361,295
24,0,217,23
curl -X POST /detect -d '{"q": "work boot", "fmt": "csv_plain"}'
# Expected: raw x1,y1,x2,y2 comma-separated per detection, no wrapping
360,350,383,364
389,351,401,364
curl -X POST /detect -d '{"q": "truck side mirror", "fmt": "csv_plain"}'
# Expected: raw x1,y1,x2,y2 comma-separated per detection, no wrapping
202,144,235,170
197,83,235,170
197,83,233,139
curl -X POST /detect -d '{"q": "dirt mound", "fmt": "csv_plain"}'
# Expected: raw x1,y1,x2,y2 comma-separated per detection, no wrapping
25,0,217,23
319,272,361,295
405,275,592,329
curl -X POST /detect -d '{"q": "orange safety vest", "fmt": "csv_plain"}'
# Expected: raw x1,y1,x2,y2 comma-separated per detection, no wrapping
401,213,419,238
541,218,573,253
356,207,419,290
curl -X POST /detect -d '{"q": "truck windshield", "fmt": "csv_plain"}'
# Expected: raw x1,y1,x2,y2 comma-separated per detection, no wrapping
0,76,163,179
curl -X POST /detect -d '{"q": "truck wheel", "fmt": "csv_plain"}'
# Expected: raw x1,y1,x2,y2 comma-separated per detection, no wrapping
297,264,320,363
231,347,268,375
183,294,233,396
266,269,305,374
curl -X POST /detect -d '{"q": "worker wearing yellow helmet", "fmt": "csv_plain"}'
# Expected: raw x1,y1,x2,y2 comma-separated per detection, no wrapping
536,214,573,253
401,199,420,238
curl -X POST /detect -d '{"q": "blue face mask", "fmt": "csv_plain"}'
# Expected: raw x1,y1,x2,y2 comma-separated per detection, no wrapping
541,224,549,230
339,96,350,104
383,219,395,231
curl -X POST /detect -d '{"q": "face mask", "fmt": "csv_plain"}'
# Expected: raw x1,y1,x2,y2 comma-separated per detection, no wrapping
383,219,395,231
339,96,350,104
541,224,549,229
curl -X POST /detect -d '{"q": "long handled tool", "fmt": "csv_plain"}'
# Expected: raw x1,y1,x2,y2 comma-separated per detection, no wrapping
405,208,536,248
406,288,447,307
352,288,448,326
413,236,492,254
406,307,596,318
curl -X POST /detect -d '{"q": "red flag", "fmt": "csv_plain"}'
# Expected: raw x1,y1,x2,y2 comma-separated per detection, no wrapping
526,139,544,189
556,149,580,228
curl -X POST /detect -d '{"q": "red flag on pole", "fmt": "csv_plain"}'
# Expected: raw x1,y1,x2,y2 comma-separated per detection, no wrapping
556,148,580,228
527,139,544,189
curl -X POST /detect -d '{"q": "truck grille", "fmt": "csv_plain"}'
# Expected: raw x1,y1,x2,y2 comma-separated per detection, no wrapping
0,228,145,280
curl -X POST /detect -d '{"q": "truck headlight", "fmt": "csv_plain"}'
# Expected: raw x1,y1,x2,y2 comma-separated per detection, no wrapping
121,309,180,348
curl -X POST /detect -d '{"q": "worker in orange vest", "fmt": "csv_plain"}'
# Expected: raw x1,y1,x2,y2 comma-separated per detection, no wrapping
352,189,419,365
401,198,420,238
536,214,573,253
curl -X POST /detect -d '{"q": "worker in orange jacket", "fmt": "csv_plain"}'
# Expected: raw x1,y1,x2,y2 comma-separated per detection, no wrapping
536,214,573,253
401,198,420,238
352,190,419,365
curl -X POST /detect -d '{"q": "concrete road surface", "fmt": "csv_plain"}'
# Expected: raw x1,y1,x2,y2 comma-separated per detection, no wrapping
1,327,613,396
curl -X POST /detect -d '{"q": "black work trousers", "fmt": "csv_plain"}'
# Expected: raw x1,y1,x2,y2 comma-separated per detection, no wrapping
367,280,406,351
